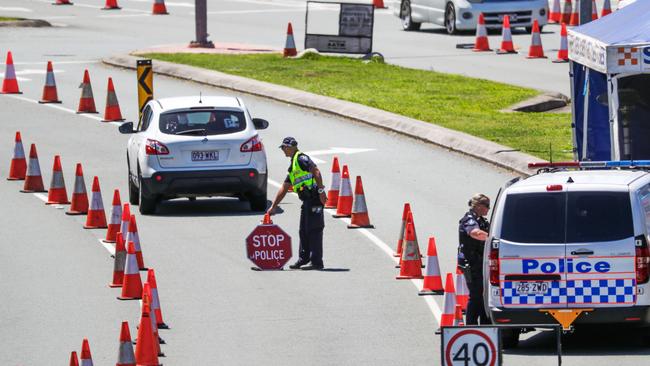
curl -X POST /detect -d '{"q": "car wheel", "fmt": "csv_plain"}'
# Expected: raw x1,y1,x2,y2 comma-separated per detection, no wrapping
188,197,196,202
129,172,139,205
445,3,457,35
249,190,268,212
138,174,157,215
400,0,421,31
501,328,521,349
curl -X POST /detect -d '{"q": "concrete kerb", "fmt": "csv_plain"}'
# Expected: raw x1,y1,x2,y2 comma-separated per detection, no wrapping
0,19,51,27
102,54,544,176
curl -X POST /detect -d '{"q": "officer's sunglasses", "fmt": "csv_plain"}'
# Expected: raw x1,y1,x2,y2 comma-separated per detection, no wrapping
480,202,490,209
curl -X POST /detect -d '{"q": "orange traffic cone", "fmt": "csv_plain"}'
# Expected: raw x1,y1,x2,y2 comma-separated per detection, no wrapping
77,69,97,114
591,0,598,20
373,0,386,8
120,203,131,243
472,13,491,52
134,292,159,365
66,163,89,215
7,131,26,180
127,214,146,270
332,165,352,218
118,242,143,300
262,213,273,224
80,338,93,366
20,144,46,193
396,222,423,279
39,61,61,103
109,232,126,288
601,0,612,16
324,157,340,209
53,0,73,4
497,16,516,54
69,351,79,366
103,0,121,9
419,237,444,295
148,268,168,329
283,22,297,57
1,51,21,94
84,176,107,229
104,189,122,243
453,304,465,326
394,203,411,257
456,267,469,312
549,0,561,23
116,321,135,366
561,0,573,24
103,77,125,122
46,155,70,204
569,0,580,25
143,283,164,357
440,273,457,327
553,23,569,63
348,176,374,229
152,0,168,14
526,20,546,59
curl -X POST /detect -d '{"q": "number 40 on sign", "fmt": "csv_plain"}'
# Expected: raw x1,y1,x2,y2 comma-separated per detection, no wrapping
441,327,500,366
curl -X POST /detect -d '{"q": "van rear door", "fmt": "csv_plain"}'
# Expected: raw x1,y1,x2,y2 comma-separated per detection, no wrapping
564,190,637,308
498,191,568,309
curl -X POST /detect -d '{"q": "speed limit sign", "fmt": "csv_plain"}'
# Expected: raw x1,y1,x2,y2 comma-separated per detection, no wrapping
441,327,501,366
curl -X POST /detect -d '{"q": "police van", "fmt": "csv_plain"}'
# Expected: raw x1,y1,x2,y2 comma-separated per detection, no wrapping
485,161,650,347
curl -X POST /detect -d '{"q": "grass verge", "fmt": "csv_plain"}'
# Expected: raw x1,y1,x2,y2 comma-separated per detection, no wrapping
144,52,573,161
0,17,23,21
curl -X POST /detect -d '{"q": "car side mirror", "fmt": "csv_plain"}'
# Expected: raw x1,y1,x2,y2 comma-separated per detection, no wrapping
252,118,269,130
118,122,135,134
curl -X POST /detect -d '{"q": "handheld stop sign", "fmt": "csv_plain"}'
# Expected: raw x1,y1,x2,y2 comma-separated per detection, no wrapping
246,214,292,270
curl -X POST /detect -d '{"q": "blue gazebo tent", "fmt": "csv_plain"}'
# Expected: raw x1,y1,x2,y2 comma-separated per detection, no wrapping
568,1,650,161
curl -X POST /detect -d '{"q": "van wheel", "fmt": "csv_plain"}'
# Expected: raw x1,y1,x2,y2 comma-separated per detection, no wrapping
249,190,268,212
445,3,457,35
400,0,421,31
129,172,139,205
138,174,157,215
638,327,650,346
501,328,521,349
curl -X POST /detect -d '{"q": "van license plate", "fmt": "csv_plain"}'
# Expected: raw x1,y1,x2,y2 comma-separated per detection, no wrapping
514,281,549,295
191,151,218,161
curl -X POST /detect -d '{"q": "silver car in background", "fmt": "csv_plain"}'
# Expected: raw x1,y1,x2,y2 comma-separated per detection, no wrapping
387,0,548,34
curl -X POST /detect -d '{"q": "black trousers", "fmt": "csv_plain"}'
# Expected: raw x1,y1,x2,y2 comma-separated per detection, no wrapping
464,269,488,325
298,198,325,266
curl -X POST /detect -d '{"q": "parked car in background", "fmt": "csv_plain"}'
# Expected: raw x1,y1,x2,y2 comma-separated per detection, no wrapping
387,0,548,34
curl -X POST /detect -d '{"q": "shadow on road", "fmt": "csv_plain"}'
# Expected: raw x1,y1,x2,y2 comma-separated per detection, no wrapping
154,198,268,217
505,326,650,357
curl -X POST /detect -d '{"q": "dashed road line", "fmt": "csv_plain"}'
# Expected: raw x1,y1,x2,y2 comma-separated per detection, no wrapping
267,178,443,324
3,94,122,125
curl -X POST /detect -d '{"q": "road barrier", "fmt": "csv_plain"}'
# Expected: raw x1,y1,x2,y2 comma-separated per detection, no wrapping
7,131,26,181
20,144,46,193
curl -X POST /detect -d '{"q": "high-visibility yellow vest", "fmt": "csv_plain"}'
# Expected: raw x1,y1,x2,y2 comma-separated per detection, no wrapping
289,151,315,192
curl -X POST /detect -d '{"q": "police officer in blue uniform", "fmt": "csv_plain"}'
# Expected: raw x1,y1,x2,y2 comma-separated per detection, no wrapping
267,137,327,270
458,193,491,325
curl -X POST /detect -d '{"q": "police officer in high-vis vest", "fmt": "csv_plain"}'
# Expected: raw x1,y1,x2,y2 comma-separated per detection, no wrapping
458,193,491,325
267,137,327,270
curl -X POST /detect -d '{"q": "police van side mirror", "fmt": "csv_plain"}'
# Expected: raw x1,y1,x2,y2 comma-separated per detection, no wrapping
252,118,269,130
118,122,135,134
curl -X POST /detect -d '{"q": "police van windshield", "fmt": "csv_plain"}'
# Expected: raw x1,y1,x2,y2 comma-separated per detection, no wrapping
500,192,633,243
159,110,246,136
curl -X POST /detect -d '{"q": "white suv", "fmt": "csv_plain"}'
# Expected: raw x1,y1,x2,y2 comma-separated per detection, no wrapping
485,162,650,347
119,96,269,214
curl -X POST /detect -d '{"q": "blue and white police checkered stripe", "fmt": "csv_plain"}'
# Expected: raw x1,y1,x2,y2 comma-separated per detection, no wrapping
502,279,635,305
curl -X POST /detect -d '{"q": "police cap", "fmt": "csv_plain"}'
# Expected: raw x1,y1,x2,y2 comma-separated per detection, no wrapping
279,136,298,148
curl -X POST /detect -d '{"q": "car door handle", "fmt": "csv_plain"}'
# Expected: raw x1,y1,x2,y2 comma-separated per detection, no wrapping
570,250,594,256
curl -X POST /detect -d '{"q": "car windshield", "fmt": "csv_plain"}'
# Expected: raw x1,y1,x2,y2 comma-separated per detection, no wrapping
159,110,246,136
500,192,633,243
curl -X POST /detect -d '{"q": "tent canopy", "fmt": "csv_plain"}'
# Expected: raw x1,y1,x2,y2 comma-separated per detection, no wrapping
568,1,650,74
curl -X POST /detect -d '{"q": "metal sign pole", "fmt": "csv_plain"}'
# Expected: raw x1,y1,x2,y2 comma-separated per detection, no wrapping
579,0,592,25
190,0,214,48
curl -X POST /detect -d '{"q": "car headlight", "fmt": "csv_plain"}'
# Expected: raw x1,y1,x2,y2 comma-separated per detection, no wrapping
462,12,473,19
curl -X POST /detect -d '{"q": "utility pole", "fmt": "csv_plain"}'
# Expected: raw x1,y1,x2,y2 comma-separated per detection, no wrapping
189,0,214,48
579,0,593,25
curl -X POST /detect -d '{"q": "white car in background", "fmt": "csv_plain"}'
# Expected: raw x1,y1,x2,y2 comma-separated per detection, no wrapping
388,0,548,34
119,96,269,214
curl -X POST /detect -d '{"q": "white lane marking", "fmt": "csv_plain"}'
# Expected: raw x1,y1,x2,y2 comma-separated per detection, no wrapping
163,1,194,7
222,0,304,8
14,60,99,66
99,239,116,255
98,13,152,18
267,178,443,324
34,193,48,202
3,94,122,125
0,7,33,12
303,147,376,164
28,0,149,13
206,8,305,14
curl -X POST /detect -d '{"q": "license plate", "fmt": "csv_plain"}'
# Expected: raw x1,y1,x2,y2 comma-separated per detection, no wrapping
514,281,549,295
499,14,518,22
191,151,218,161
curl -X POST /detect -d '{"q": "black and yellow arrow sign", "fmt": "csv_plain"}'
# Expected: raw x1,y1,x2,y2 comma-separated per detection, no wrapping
136,59,153,120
